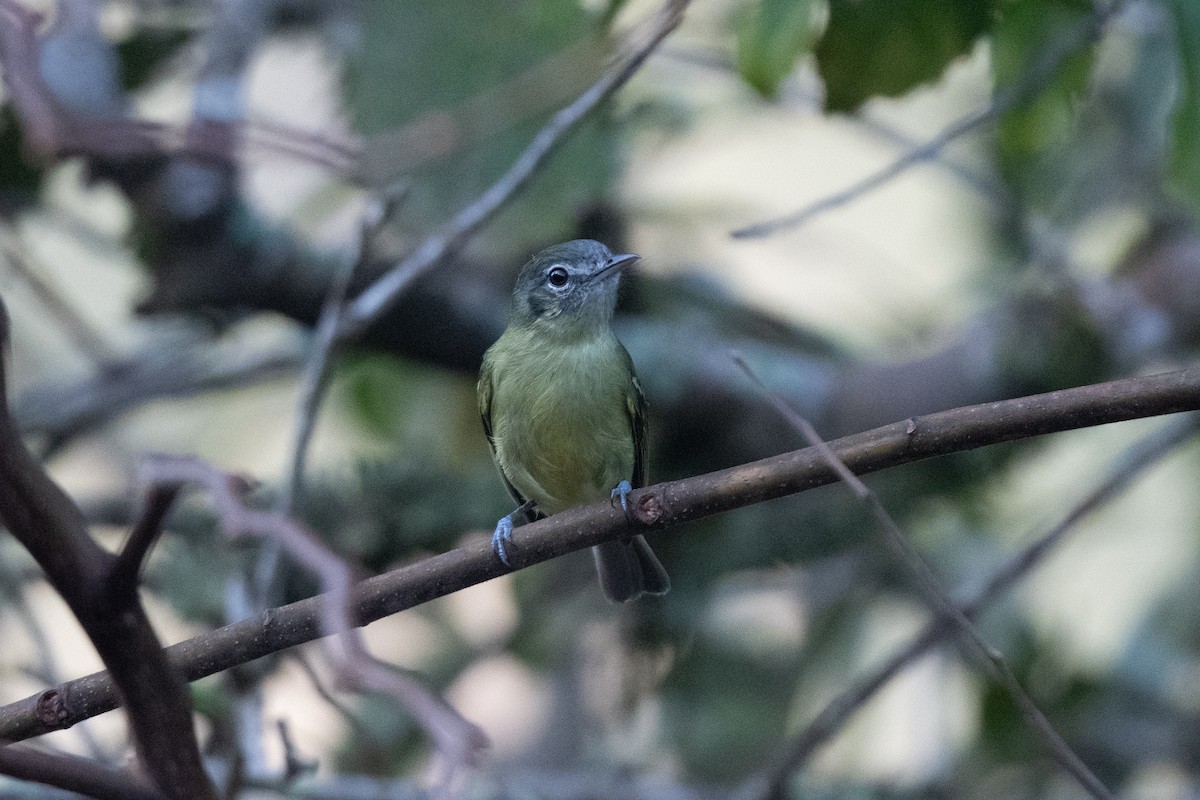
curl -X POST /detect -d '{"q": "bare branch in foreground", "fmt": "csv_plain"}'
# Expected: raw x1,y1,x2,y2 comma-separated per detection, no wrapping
337,0,691,339
733,414,1197,800
0,297,218,799
109,484,183,600
139,456,490,776
0,743,163,800
733,355,1119,800
0,366,1197,742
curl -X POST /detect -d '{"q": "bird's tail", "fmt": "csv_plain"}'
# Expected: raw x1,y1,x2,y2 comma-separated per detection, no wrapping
592,535,670,603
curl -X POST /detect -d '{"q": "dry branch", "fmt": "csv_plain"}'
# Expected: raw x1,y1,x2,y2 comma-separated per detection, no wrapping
0,298,217,799
735,354,1119,800
733,415,1197,800
1,366,1197,742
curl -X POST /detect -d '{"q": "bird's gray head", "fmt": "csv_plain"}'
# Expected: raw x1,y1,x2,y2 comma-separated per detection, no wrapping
511,239,639,333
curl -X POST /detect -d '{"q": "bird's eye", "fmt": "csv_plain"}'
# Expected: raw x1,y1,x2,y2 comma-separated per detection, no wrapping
547,267,569,287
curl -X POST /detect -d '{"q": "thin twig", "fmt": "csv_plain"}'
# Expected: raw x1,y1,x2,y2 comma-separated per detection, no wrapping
0,742,164,800
338,0,691,339
286,651,375,744
730,3,1112,239
733,415,1196,800
255,189,407,612
0,220,121,366
277,191,405,519
733,354,1120,800
1,366,1198,741
139,455,490,776
0,297,218,800
276,718,317,781
109,484,182,599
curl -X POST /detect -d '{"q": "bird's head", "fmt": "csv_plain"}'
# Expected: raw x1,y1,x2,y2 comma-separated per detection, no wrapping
511,239,639,335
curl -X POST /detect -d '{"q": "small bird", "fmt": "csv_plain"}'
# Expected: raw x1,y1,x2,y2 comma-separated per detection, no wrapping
478,239,670,602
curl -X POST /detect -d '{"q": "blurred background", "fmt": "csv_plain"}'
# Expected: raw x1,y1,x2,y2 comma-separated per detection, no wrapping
2,0,1200,797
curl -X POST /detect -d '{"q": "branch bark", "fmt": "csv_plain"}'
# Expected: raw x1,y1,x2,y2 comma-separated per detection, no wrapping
1,366,1197,743
732,415,1197,800
337,0,691,339
0,299,217,798
0,744,163,800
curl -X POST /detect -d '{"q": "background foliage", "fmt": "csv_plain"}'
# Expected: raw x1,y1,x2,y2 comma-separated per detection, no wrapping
2,0,1200,798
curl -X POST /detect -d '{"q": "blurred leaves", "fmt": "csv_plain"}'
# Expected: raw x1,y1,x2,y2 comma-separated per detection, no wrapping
1166,0,1200,210
5,0,1200,795
735,0,822,99
991,0,1097,182
349,0,620,262
114,28,191,92
0,107,40,199
815,0,995,112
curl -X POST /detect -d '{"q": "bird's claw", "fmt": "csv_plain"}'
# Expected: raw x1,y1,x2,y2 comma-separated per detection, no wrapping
491,517,515,567
610,479,633,518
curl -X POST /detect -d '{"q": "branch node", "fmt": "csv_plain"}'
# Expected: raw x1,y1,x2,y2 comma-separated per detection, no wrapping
634,491,664,525
35,689,68,728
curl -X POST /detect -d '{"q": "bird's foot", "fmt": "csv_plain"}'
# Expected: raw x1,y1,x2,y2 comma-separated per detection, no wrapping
491,499,536,567
610,479,634,519
491,517,516,567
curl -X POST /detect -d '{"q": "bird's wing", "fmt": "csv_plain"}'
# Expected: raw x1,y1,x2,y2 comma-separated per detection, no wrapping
478,353,541,520
621,343,649,489
478,354,499,453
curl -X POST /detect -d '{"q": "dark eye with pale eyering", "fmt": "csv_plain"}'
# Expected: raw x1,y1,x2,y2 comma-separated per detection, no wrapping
547,266,569,287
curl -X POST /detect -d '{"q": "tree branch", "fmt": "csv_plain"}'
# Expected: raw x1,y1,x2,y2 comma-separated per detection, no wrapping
0,296,217,799
732,414,1197,800
0,366,1197,741
109,483,183,600
734,354,1120,800
337,0,691,339
139,455,489,773
730,0,1113,239
0,743,164,800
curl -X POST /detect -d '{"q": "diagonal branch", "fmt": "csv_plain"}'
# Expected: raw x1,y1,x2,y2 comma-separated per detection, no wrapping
337,0,691,339
0,743,164,800
139,455,489,774
730,1,1113,239
0,366,1197,742
732,414,1196,800
0,297,218,800
734,355,1120,800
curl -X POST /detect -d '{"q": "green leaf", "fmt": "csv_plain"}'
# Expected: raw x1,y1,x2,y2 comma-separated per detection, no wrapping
816,0,996,112
348,0,619,260
735,0,821,99
991,0,1096,174
1166,0,1200,209
0,107,42,198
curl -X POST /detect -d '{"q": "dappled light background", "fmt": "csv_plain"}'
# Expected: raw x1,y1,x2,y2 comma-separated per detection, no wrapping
2,0,1200,798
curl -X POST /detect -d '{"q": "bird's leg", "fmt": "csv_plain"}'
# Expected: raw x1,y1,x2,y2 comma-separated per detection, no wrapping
492,499,536,567
610,479,634,519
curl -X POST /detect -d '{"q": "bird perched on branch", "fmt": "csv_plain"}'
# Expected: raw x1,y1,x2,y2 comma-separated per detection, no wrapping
478,239,670,602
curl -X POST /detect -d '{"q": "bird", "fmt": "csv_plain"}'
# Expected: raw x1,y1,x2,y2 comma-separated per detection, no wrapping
478,239,670,602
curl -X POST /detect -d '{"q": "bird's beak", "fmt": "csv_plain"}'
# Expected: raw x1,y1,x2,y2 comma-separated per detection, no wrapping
593,252,640,281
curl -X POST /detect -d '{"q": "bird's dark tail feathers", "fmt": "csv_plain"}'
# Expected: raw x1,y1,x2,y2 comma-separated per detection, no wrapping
592,535,670,603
